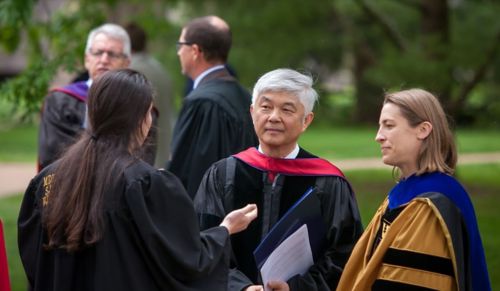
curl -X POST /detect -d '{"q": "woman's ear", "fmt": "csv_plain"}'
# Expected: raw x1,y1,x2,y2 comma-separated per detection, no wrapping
417,121,433,140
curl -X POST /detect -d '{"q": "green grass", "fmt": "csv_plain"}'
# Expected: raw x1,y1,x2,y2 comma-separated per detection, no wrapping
301,126,378,158
1,123,499,162
0,124,37,163
2,164,498,290
456,128,500,153
300,125,500,159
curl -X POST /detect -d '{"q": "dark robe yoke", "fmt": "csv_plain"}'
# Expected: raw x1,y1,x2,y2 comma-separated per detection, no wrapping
168,68,257,198
194,147,363,291
38,81,158,171
18,160,232,291
337,172,491,291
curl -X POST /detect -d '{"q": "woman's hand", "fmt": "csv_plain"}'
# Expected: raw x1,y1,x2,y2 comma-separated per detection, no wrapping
244,285,264,291
267,280,289,291
220,204,258,235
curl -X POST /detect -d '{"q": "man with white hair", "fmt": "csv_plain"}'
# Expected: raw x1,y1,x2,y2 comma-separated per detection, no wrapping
38,23,133,170
194,68,363,291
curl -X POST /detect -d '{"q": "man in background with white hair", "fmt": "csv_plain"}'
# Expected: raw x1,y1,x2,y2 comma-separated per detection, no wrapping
38,23,136,171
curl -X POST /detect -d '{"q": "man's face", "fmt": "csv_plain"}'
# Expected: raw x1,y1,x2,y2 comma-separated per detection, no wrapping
84,33,130,80
176,29,195,78
250,91,314,156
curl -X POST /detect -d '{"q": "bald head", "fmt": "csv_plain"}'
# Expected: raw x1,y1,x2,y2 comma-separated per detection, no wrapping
182,15,232,62
206,15,229,31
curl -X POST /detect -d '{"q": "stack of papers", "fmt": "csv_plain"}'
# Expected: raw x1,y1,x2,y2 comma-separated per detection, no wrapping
253,187,327,288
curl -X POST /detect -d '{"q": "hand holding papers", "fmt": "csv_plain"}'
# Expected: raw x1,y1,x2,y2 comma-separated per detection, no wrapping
260,224,313,291
253,187,327,288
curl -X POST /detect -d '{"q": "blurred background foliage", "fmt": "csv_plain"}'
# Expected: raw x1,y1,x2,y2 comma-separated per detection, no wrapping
1,0,499,127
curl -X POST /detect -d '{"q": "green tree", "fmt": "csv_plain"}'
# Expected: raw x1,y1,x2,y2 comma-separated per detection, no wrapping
342,0,500,125
0,0,177,117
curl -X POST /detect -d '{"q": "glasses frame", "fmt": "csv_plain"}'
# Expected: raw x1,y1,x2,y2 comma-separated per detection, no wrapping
88,49,127,61
176,41,194,51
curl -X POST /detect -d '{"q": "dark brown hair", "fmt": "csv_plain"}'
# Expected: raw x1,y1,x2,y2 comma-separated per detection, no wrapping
43,69,153,251
183,15,232,62
125,22,147,53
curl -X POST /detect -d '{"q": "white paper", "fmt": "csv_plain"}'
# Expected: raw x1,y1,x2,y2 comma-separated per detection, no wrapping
260,224,313,291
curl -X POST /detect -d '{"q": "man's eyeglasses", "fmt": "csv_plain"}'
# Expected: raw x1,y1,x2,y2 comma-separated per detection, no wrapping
88,49,127,60
176,41,193,51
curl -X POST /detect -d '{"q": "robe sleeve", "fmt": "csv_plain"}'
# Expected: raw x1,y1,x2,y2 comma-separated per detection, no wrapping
17,176,44,287
287,177,364,290
194,162,255,290
124,169,231,286
38,92,85,169
194,163,227,229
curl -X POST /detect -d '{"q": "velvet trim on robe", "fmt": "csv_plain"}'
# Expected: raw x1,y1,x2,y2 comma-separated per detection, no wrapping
337,195,463,290
194,147,363,291
233,147,346,181
52,81,89,102
387,172,490,291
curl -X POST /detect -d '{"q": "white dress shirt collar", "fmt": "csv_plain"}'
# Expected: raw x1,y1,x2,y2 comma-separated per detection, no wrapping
257,144,300,159
193,64,225,89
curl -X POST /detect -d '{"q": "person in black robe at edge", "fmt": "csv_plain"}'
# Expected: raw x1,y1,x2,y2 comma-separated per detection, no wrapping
194,68,364,291
168,15,257,198
18,69,258,291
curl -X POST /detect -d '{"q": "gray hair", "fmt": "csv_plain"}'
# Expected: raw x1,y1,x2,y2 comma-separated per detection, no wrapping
252,68,318,114
85,23,131,58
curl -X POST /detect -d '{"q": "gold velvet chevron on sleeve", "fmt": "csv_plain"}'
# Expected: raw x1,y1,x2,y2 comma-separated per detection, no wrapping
337,198,458,291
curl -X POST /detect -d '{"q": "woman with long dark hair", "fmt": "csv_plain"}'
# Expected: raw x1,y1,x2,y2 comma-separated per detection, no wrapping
18,69,257,291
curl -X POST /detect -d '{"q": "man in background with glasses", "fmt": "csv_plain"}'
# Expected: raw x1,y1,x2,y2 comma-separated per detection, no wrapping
38,23,146,171
168,15,257,198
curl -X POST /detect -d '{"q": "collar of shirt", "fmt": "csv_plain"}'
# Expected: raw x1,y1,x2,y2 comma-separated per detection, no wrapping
257,144,300,159
83,79,92,129
193,64,225,89
86,79,92,88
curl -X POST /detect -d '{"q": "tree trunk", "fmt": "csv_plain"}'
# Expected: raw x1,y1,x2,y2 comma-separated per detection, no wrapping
353,39,385,124
420,0,455,115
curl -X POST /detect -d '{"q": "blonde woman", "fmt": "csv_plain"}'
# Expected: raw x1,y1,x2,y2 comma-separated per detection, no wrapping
337,89,490,291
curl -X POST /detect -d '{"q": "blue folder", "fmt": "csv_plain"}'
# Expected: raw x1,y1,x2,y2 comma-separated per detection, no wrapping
253,187,327,269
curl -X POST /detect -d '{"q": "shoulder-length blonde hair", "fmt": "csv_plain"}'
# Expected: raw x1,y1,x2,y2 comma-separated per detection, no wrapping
384,88,457,176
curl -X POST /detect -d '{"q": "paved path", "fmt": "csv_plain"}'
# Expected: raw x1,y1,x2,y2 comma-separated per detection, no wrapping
1,152,500,198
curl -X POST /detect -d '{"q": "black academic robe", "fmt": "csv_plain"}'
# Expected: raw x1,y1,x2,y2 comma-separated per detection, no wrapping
38,83,158,171
18,160,231,291
337,172,491,291
38,84,88,170
194,148,363,291
168,68,257,198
